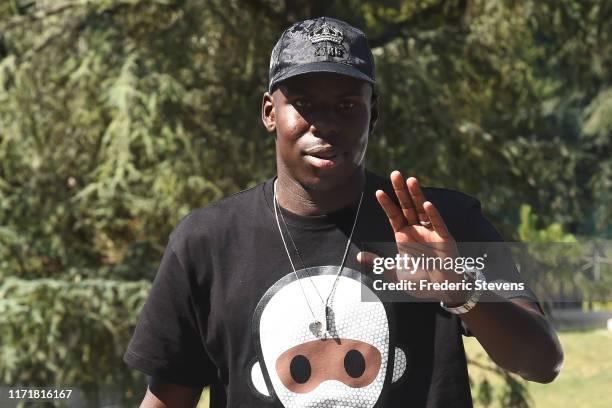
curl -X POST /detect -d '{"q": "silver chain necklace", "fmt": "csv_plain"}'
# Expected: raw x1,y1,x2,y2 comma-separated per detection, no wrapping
273,179,363,339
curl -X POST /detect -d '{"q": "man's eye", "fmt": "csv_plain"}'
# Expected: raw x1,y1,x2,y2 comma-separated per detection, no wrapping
339,101,356,109
294,99,311,108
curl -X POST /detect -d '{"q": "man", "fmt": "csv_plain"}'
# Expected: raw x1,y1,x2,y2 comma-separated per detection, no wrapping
124,17,563,407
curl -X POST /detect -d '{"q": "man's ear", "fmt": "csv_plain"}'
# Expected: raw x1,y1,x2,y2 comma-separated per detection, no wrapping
369,92,379,135
261,91,276,133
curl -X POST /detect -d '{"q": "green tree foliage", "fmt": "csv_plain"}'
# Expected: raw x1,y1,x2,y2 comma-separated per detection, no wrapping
469,358,532,408
0,0,610,405
0,277,149,402
516,204,612,313
364,0,611,237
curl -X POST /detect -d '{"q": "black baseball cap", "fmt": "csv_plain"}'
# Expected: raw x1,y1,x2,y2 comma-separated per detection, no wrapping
268,17,375,92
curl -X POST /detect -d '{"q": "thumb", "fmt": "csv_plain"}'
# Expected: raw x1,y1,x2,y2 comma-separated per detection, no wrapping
358,251,400,283
357,251,381,266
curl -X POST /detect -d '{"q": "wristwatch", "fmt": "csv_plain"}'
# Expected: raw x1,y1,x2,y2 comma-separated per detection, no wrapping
440,268,486,315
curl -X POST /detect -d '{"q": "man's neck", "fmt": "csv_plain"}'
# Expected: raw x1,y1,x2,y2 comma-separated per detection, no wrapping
275,169,366,216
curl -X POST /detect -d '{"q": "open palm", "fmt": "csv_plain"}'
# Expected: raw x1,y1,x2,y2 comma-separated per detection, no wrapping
358,171,464,301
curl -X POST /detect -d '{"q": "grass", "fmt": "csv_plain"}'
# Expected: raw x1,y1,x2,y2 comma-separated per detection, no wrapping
464,329,612,407
197,329,612,407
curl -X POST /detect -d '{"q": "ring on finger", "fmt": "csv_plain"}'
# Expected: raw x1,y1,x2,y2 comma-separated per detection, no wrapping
419,220,432,228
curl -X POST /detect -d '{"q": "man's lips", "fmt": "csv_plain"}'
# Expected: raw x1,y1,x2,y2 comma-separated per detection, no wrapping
303,146,344,169
303,146,339,159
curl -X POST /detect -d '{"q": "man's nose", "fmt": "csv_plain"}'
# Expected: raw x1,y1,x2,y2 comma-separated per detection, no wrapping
308,107,340,136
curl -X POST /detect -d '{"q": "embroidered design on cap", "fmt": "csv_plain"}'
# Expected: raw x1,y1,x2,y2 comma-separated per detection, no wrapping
309,22,343,44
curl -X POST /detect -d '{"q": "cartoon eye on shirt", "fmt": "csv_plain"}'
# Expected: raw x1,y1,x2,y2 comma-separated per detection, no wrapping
250,266,407,408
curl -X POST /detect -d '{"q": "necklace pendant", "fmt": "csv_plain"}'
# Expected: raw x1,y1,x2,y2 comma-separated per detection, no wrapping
309,320,323,337
325,305,333,332
321,306,334,339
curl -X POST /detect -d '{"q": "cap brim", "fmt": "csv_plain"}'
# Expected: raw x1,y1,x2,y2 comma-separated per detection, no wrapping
270,61,374,92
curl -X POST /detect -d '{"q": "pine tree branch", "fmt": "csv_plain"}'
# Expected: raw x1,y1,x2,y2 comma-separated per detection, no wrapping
368,0,467,48
0,1,81,32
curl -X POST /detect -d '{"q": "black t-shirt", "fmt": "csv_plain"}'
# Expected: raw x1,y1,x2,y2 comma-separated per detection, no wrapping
124,171,534,407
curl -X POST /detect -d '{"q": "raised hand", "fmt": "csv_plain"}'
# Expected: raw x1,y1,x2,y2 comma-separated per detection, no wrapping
358,171,466,303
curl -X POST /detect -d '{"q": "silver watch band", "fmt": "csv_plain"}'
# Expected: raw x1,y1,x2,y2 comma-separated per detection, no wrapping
440,269,486,315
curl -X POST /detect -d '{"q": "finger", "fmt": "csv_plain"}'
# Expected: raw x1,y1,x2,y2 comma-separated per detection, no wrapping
356,251,381,266
357,251,402,284
376,190,409,232
390,171,419,225
423,201,451,239
357,251,382,276
383,265,400,284
406,177,429,223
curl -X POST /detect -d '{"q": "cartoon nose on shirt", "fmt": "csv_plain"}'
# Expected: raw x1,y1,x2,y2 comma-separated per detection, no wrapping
276,338,382,393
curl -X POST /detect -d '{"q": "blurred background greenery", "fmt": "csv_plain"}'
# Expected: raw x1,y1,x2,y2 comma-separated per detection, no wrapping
0,0,610,406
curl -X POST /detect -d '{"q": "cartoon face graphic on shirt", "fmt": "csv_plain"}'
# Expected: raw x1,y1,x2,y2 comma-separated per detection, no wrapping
250,266,407,408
